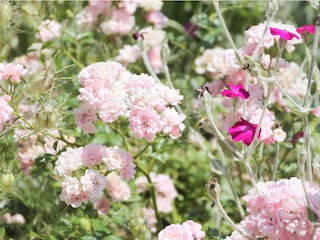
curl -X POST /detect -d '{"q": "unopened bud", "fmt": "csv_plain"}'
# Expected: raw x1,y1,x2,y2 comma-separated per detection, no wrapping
0,171,15,191
0,1,13,27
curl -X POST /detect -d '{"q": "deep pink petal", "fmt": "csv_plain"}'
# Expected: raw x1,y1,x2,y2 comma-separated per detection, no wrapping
228,119,259,145
270,27,300,40
296,24,315,35
221,83,250,99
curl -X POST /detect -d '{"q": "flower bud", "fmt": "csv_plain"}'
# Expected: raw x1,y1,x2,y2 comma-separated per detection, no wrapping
0,171,15,191
0,1,13,27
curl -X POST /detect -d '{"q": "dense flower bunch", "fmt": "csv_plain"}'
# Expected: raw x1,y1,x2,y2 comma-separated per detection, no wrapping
54,144,135,213
74,61,185,142
158,220,206,240
195,21,318,145
226,178,320,240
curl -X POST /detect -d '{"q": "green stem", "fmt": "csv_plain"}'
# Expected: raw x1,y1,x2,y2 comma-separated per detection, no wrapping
272,142,280,181
135,163,162,231
226,169,246,218
62,46,84,69
212,0,244,65
303,15,320,107
139,39,161,83
302,114,313,182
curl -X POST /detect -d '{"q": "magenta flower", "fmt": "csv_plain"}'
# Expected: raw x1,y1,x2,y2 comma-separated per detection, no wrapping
296,24,315,35
269,27,300,40
228,118,260,145
221,83,250,99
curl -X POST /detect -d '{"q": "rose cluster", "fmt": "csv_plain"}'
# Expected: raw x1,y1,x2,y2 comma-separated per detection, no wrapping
54,144,135,214
74,61,185,142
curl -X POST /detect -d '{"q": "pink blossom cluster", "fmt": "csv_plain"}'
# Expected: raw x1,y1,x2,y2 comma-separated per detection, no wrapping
54,144,135,212
35,19,61,42
203,78,280,145
158,220,206,240
136,26,167,73
0,63,27,83
1,213,25,225
74,61,185,142
194,47,241,80
76,0,166,34
227,178,320,240
135,172,178,213
0,95,13,133
243,22,302,54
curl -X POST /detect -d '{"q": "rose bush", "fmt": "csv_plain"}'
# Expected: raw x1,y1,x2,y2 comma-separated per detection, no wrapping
0,1,320,239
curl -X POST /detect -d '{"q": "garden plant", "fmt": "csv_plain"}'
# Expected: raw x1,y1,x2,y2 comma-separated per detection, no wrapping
0,0,320,239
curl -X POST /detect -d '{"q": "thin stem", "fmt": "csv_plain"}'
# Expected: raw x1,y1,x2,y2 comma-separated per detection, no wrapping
225,169,246,218
139,39,161,83
244,160,257,187
135,163,161,230
215,199,252,239
272,142,280,181
212,0,243,65
302,114,313,182
303,16,320,107
204,92,242,159
62,46,84,69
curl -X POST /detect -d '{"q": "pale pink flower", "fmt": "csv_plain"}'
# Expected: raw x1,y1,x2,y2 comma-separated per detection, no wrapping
119,152,136,180
81,144,106,167
146,11,167,28
194,48,240,80
0,95,13,132
2,213,25,225
54,147,83,177
80,169,106,200
158,223,191,240
126,73,156,90
74,104,97,134
273,128,287,142
158,220,206,240
157,84,184,106
92,196,110,215
134,175,149,193
147,45,163,74
161,107,186,139
118,0,138,14
100,8,135,35
0,63,27,83
35,19,61,42
129,107,163,142
59,176,89,208
140,27,166,48
311,106,320,117
115,44,141,66
143,207,157,232
182,220,206,240
17,145,38,175
102,146,136,180
75,6,101,31
105,172,131,202
128,85,164,110
244,22,302,54
79,61,130,89
78,61,131,111
135,172,178,213
137,0,163,11
88,0,111,14
238,178,320,240
98,89,129,123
